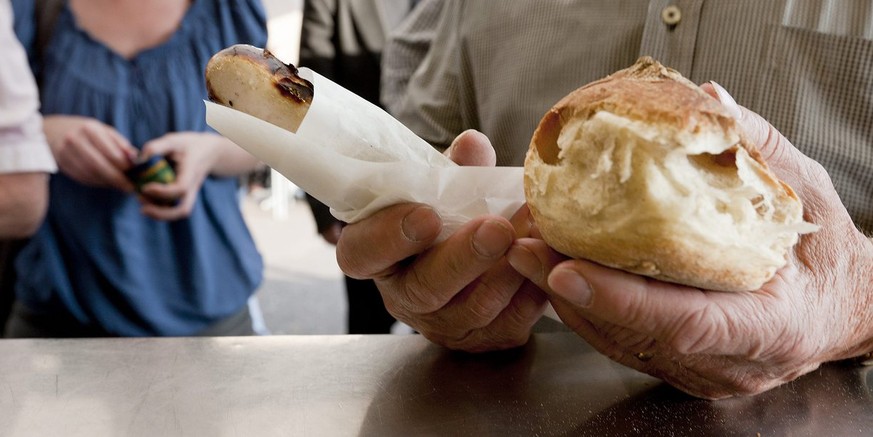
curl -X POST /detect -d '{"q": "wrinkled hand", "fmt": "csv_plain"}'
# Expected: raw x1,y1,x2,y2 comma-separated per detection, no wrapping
507,83,873,399
137,132,222,220
337,130,548,352
44,115,137,191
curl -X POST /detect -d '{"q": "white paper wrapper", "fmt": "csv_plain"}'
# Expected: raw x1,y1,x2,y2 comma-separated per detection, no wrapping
206,69,566,323
205,68,526,239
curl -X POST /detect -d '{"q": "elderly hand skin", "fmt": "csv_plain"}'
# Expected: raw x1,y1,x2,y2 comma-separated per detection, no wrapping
507,82,873,399
336,130,548,352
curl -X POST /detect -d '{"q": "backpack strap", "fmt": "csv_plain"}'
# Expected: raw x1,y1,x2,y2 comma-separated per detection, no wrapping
35,0,65,61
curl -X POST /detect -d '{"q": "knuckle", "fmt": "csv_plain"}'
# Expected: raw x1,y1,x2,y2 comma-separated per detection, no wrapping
500,297,540,334
62,131,78,145
461,284,504,329
504,329,532,349
429,331,471,351
429,318,529,353
334,248,362,278
380,295,406,319
441,249,478,280
614,329,656,352
83,120,101,132
449,330,508,353
401,268,446,313
620,289,655,332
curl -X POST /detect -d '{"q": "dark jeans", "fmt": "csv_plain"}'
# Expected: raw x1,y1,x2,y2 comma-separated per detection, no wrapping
0,239,26,337
4,301,255,338
346,276,395,334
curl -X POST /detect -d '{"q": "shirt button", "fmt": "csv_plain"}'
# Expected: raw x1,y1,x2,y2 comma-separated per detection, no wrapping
662,5,682,26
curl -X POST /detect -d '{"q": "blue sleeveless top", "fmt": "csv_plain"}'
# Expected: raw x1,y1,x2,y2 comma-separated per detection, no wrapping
12,0,266,336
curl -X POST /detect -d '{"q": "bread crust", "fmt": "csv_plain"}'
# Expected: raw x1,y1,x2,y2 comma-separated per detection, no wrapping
205,44,314,132
524,57,808,292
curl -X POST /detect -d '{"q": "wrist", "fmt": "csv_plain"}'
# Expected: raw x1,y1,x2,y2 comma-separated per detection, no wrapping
209,134,259,176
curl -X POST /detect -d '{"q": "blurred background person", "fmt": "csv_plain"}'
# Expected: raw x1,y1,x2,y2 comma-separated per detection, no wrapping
0,0,57,336
298,0,418,334
5,0,266,338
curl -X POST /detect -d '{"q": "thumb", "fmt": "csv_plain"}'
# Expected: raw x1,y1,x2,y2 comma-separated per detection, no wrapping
140,134,177,159
445,129,497,166
546,259,732,356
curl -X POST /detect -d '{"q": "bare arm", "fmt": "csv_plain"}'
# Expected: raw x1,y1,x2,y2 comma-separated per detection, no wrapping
0,2,53,237
203,134,262,178
0,172,49,238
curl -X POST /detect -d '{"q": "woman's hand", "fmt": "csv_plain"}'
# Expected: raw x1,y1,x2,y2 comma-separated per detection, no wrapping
43,115,137,192
138,131,259,221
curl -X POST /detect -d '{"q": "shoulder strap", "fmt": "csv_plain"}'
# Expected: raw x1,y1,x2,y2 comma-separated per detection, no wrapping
35,0,65,60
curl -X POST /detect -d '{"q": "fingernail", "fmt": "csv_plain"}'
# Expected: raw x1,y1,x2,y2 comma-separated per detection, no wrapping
548,267,593,307
401,206,441,242
709,81,742,120
472,220,513,258
507,245,543,282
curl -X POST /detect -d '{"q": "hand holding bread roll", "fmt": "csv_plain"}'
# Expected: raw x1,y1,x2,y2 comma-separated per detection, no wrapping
524,57,818,292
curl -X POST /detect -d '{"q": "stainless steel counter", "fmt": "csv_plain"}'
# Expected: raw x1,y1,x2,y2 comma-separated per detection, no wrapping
0,333,870,436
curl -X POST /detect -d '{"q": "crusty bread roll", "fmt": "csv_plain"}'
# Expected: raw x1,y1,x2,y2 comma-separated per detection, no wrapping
524,57,817,292
205,44,313,133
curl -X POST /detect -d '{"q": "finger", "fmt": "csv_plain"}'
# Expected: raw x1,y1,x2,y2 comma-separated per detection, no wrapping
501,280,550,331
506,237,568,289
385,215,515,315
140,203,184,221
336,203,443,279
702,82,837,215
83,123,135,170
701,81,800,168
545,259,741,356
108,129,138,165
66,134,132,190
140,134,178,158
508,204,534,238
139,189,194,221
437,258,526,330
321,223,342,245
417,257,524,348
139,181,185,204
445,129,497,166
448,280,549,352
699,81,741,120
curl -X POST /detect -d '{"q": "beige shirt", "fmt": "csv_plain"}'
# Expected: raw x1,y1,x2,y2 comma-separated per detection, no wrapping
387,0,873,233
0,0,56,174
